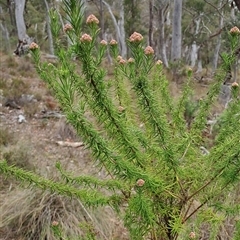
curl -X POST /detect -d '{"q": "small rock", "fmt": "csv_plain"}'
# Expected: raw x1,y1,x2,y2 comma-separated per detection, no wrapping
18,114,26,123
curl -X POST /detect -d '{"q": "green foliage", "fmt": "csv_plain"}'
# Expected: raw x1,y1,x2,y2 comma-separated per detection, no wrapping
1,1,240,239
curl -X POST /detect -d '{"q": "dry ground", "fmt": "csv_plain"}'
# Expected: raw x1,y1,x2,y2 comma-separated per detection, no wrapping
0,53,128,240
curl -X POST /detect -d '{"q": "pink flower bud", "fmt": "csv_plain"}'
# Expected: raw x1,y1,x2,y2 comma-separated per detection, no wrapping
86,14,99,24
129,32,143,42
100,40,107,46
230,26,240,35
117,55,123,61
189,232,196,239
118,106,125,112
119,59,126,64
127,58,135,63
63,23,73,32
144,46,154,55
29,42,39,50
232,82,239,88
136,179,145,187
80,34,92,42
52,221,59,226
110,39,118,45
156,60,163,65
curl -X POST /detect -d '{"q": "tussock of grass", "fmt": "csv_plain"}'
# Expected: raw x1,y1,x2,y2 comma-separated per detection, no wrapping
0,188,128,240
2,143,34,171
0,127,15,146
0,77,30,99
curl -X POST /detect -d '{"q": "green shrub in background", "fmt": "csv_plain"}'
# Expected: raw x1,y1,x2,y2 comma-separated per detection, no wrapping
1,1,240,239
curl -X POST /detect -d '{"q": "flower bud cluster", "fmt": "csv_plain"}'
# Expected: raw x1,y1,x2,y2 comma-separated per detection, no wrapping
100,40,108,46
110,39,118,45
144,46,154,55
230,26,240,35
86,14,99,24
156,60,163,65
232,81,239,88
29,42,39,50
189,232,196,239
136,179,145,187
80,34,92,42
129,32,143,42
63,23,73,32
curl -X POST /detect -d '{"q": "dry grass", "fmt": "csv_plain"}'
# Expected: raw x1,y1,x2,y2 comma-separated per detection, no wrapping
2,142,35,171
23,101,39,118
0,188,128,240
0,127,16,146
0,77,30,100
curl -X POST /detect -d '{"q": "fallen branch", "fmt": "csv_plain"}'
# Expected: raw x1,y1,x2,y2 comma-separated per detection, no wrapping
56,141,84,148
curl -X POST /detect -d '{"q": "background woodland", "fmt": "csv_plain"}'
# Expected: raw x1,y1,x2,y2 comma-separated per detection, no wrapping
1,0,240,76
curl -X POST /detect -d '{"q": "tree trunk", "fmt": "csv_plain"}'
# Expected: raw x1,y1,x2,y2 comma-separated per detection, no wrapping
102,0,127,58
118,0,127,57
157,2,169,68
43,0,54,55
15,0,27,41
212,0,224,73
99,0,104,39
149,0,154,46
190,17,201,68
14,0,32,56
6,0,16,29
190,41,199,68
0,5,11,52
171,0,182,61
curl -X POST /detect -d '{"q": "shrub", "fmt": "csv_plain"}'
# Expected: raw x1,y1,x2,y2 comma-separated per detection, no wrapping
1,1,240,239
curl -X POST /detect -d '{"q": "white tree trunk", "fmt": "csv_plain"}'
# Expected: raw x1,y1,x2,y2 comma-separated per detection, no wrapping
102,0,127,58
157,1,170,67
0,6,11,52
43,0,54,55
15,0,28,41
171,0,182,61
190,42,199,68
14,0,32,55
197,59,202,73
212,0,224,73
190,17,201,68
118,0,127,57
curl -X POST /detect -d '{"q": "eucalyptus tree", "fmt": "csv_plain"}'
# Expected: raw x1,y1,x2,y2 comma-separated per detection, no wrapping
102,0,127,57
14,0,32,56
171,0,182,61
155,0,170,67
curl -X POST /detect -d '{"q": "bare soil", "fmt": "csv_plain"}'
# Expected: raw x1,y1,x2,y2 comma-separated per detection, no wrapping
0,53,128,239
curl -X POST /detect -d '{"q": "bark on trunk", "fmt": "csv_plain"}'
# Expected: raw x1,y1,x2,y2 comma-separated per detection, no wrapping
102,0,127,58
118,0,127,57
212,0,224,73
0,6,11,52
15,0,27,41
43,0,54,55
14,0,32,56
190,42,199,68
99,0,104,39
6,0,16,28
190,17,201,68
157,3,169,67
149,0,154,47
171,0,182,61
